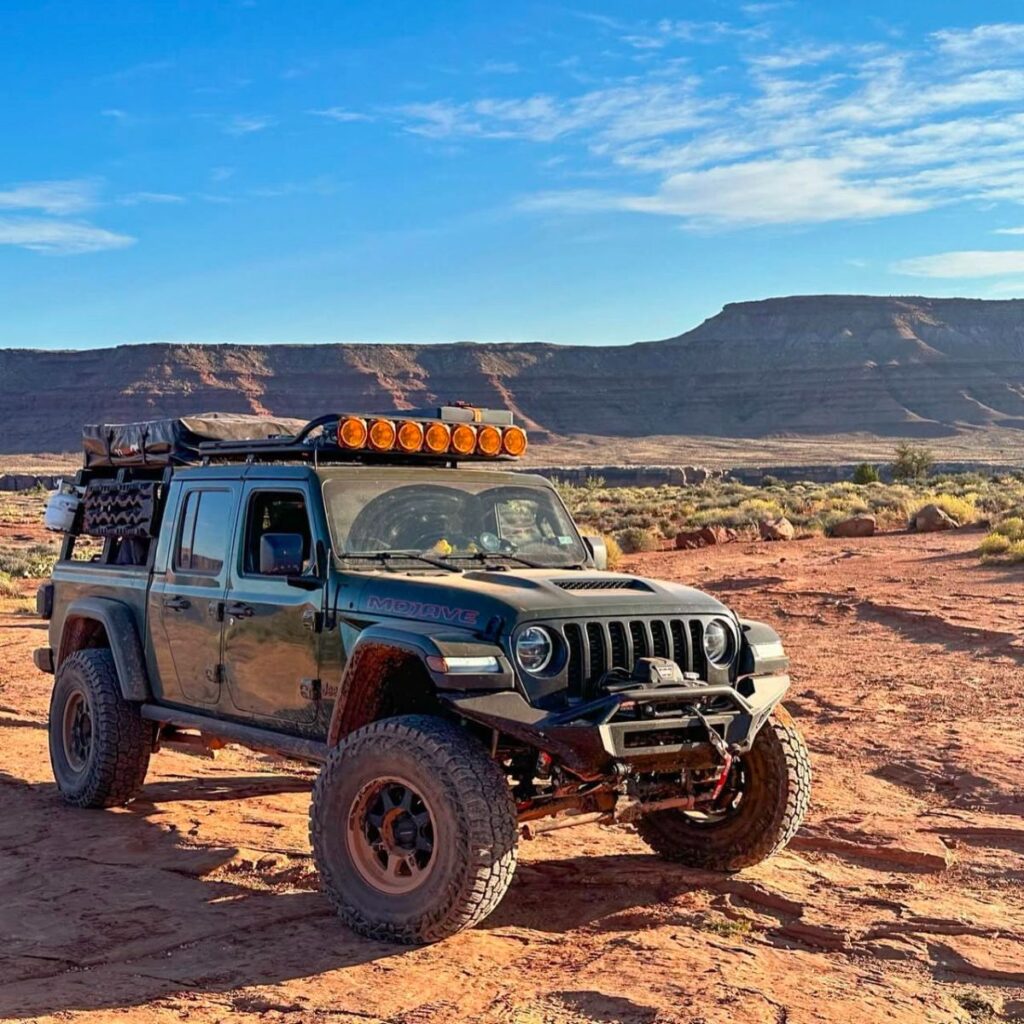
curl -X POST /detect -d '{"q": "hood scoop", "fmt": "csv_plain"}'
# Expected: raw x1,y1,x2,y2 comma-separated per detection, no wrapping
553,577,653,592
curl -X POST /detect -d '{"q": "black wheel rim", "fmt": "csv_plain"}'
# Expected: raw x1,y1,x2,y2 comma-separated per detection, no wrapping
61,689,93,773
346,776,437,895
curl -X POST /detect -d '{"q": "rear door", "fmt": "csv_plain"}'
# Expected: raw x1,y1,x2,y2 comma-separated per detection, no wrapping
220,482,324,728
154,485,238,706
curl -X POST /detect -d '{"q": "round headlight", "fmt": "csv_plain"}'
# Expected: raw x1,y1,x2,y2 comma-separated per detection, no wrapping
516,626,553,673
703,619,733,664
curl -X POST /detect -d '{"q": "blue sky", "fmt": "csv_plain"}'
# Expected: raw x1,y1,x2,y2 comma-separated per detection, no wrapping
4,1,1024,349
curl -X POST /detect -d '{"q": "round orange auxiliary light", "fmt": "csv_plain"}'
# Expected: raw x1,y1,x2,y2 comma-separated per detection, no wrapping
338,416,368,449
450,423,477,456
396,420,425,453
424,421,451,454
476,424,502,457
367,418,397,451
502,426,528,457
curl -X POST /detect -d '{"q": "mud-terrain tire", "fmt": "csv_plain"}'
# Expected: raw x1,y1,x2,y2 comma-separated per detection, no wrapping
637,706,811,871
48,649,153,808
310,715,518,944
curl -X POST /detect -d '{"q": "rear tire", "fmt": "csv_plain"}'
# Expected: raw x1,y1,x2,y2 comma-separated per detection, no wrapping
48,649,153,808
310,715,518,944
637,705,811,871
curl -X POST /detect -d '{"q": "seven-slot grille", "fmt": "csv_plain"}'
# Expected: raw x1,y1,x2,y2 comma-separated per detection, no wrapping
562,617,706,698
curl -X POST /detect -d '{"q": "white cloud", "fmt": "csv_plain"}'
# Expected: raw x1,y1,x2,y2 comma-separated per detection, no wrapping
0,179,98,215
0,217,135,254
224,114,274,135
995,226,1024,235
390,17,1024,230
480,60,520,75
932,24,1024,63
116,191,185,206
892,250,1024,278
308,107,373,123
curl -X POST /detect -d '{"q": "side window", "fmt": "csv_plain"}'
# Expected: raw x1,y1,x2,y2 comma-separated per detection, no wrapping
244,491,312,575
175,490,233,575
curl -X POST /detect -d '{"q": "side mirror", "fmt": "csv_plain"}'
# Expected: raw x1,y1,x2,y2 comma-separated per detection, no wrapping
583,535,608,571
260,533,305,576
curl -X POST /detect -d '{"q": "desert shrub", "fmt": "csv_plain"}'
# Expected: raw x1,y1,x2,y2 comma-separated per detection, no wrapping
0,543,58,579
979,533,1011,556
892,442,934,482
1007,540,1024,563
616,526,660,554
852,462,880,484
0,571,19,598
602,533,623,570
994,516,1024,541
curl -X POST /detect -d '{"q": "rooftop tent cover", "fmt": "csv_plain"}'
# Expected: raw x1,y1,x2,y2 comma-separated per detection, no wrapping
82,412,309,467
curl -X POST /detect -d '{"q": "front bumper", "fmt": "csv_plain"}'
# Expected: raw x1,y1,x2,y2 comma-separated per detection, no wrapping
445,673,790,777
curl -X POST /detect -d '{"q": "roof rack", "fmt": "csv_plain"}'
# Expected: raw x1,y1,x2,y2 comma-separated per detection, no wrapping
198,407,528,465
81,406,527,469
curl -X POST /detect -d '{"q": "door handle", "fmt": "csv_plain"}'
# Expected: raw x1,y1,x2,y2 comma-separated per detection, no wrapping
225,601,254,619
164,596,190,611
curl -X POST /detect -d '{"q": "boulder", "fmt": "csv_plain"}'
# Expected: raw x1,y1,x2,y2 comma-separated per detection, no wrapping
759,517,795,541
831,514,876,538
674,525,736,550
913,503,958,532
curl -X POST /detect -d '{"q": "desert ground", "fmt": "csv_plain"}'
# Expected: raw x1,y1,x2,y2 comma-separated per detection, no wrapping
1,519,1023,1023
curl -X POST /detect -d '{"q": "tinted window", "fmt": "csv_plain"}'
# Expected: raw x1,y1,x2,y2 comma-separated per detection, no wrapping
244,491,312,574
176,490,233,574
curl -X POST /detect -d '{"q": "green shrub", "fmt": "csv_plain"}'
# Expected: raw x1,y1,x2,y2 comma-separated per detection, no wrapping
852,462,880,484
0,571,19,598
603,533,623,569
994,516,1024,541
892,442,935,482
616,527,660,554
979,533,1011,556
0,543,58,579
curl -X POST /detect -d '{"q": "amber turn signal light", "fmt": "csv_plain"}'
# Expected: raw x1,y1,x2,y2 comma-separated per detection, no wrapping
450,423,477,456
338,416,368,449
502,426,528,456
476,425,502,457
367,418,397,451
396,420,425,453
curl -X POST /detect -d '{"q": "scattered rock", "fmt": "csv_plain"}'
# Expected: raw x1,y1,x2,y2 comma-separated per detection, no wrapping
831,514,876,538
913,504,958,532
675,525,737,550
759,517,795,541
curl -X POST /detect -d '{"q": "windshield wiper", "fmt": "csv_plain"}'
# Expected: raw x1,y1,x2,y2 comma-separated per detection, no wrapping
340,551,462,572
454,551,558,570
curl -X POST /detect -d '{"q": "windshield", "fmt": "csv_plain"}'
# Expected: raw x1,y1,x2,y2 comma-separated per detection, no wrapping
322,470,587,569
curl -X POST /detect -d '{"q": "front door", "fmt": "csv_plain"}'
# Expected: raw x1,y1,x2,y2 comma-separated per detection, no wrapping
157,486,238,705
221,485,323,728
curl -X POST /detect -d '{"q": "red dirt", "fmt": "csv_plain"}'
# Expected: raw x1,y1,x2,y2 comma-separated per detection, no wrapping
1,530,1023,1023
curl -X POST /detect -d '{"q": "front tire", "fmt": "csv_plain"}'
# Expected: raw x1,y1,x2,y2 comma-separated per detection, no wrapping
48,649,153,808
637,705,811,871
310,715,518,944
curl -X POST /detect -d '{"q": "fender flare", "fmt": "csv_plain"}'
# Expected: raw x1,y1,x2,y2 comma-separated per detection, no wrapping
737,618,789,677
59,597,152,702
326,622,513,746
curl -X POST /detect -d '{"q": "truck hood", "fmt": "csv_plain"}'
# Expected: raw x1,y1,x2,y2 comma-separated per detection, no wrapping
339,568,731,633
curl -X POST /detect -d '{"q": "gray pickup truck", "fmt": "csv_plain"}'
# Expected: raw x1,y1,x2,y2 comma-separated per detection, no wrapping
35,408,810,943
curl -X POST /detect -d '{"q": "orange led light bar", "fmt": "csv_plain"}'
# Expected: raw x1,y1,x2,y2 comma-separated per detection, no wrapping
338,416,368,449
501,426,528,457
396,420,425,453
331,412,526,460
477,424,502,456
367,418,397,451
450,423,477,456
424,421,452,453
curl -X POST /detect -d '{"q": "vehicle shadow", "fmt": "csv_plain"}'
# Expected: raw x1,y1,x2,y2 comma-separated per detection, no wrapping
0,770,397,1020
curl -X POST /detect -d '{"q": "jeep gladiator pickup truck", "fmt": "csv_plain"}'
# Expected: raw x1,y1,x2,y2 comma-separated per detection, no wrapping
35,408,810,943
